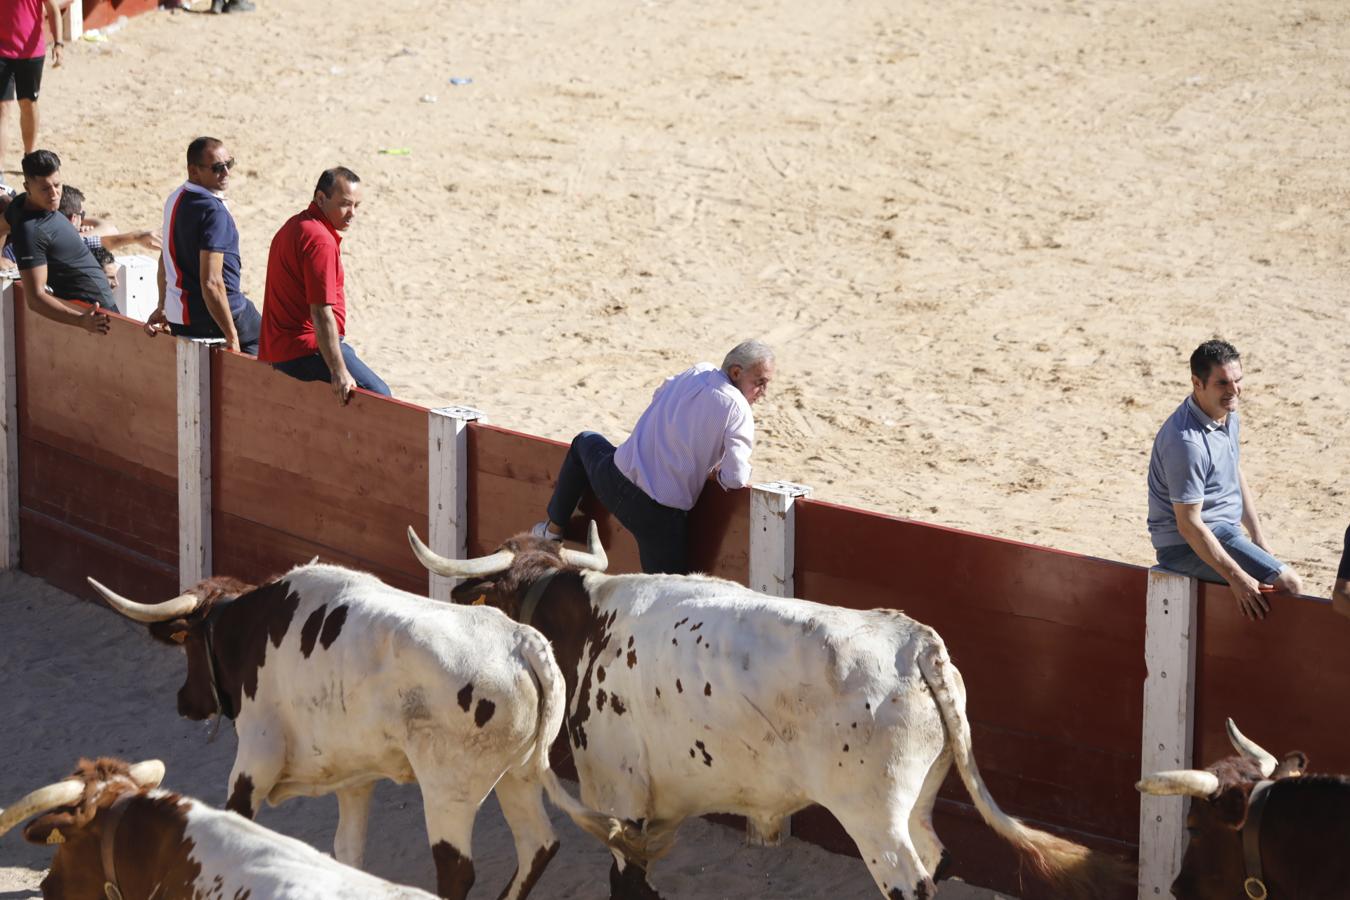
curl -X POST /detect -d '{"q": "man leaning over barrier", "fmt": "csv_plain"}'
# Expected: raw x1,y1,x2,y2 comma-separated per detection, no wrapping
1,150,114,334
1146,339,1302,619
531,340,774,575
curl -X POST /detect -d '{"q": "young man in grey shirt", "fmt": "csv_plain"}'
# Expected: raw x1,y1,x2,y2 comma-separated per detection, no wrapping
1146,339,1302,619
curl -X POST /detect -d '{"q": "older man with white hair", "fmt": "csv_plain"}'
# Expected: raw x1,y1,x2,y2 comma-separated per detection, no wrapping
533,340,775,574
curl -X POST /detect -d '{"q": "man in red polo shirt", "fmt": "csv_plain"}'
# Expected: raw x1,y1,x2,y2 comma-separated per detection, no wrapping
258,167,390,404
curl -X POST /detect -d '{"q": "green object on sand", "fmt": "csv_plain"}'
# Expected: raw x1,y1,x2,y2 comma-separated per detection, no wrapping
379,148,412,156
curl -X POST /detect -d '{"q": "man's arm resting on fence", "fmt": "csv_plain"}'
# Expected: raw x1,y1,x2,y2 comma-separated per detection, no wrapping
311,303,355,405
1174,501,1268,620
19,266,110,334
198,250,239,351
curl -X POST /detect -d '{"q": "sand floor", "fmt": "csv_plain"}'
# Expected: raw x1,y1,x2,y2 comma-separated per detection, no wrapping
4,0,1345,595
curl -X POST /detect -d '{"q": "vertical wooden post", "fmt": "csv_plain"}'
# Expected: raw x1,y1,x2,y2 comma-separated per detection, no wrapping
63,0,82,42
177,338,218,591
0,277,19,570
745,479,811,846
427,405,484,600
1138,567,1199,899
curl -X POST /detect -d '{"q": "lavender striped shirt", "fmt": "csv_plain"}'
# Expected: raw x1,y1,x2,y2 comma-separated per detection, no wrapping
614,363,754,511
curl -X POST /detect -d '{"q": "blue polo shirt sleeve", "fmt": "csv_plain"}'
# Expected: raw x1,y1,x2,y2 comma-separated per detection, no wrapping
198,203,235,254
1160,434,1208,505
11,217,48,270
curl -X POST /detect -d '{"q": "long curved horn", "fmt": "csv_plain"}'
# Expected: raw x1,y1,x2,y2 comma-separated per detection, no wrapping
559,520,609,572
87,578,200,623
127,760,166,790
1136,770,1220,798
0,780,86,837
1226,718,1277,777
406,527,515,578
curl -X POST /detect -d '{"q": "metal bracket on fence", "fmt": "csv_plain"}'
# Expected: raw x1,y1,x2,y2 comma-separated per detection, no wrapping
177,338,221,590
745,480,811,847
427,406,486,601
1138,567,1199,899
0,277,18,570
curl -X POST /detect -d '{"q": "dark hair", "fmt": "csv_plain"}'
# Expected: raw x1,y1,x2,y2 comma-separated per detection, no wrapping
21,149,61,179
58,185,85,218
187,136,223,167
315,167,360,197
1190,339,1241,383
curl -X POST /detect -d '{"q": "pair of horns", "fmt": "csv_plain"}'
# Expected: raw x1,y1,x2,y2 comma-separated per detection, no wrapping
406,520,609,577
1136,719,1279,798
0,760,165,838
87,579,200,624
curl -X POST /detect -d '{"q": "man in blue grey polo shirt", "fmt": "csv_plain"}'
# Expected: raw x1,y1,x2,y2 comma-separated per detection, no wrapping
1147,339,1302,619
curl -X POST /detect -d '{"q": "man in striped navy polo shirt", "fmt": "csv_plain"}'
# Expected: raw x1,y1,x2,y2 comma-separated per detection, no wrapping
148,136,260,354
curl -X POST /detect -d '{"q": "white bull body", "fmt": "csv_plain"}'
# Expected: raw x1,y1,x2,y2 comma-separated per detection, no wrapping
570,573,956,899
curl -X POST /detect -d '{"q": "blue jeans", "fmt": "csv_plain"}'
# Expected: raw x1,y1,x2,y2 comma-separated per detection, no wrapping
1155,522,1285,585
547,431,689,574
272,341,391,396
170,298,261,356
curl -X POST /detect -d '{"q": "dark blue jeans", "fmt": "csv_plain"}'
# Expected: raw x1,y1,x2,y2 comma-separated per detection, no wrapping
170,298,261,356
548,431,689,575
272,340,391,396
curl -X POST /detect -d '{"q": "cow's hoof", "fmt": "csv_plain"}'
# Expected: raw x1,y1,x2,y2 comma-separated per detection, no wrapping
609,859,663,900
933,849,953,882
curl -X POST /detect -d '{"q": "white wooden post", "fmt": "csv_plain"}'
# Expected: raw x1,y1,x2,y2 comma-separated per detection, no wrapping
0,277,19,570
427,405,484,600
1138,567,1199,899
177,338,219,591
63,0,82,42
745,480,812,846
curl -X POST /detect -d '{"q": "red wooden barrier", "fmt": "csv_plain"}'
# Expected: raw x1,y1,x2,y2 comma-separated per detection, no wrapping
14,294,178,600
83,0,160,32
793,498,1143,898
211,350,429,595
1193,581,1350,772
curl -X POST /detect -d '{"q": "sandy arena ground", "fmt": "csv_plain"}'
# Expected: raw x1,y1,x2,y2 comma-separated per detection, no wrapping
0,572,1008,897
3,0,1345,593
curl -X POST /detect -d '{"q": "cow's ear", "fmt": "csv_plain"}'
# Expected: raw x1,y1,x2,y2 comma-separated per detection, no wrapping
22,811,77,845
450,577,494,605
1211,785,1249,828
169,629,189,644
1273,751,1307,779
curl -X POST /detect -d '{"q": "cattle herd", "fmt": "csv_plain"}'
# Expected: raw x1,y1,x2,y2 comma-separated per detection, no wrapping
0,525,1341,899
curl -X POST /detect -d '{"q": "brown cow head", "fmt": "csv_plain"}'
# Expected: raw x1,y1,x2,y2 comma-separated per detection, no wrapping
1137,719,1307,899
0,757,166,900
89,577,256,721
406,522,608,620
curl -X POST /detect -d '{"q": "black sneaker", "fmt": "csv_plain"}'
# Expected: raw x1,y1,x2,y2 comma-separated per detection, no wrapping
224,0,256,10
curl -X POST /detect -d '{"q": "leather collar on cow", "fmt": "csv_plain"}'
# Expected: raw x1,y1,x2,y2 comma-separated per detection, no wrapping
99,792,133,900
1241,779,1275,900
519,571,561,627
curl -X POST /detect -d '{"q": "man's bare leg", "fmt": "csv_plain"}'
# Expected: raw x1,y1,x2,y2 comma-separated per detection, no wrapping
18,99,38,154
1272,567,1303,597
0,100,14,179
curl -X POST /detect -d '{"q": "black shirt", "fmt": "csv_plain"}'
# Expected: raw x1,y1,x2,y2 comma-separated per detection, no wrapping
4,194,116,310
1339,525,1350,582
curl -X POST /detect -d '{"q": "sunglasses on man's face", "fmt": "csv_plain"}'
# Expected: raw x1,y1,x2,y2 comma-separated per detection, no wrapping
208,158,236,175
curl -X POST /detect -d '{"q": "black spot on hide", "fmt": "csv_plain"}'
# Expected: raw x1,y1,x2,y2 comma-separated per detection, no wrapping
457,683,474,712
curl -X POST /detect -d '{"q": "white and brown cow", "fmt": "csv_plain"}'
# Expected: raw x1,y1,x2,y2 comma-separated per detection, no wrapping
0,756,438,899
408,524,1133,900
87,562,643,900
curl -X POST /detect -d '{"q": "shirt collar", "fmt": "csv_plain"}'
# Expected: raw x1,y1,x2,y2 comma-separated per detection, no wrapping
304,202,342,244
1185,395,1227,432
182,180,227,202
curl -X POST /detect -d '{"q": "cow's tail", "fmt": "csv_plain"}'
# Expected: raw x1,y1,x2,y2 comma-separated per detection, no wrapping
915,633,1134,900
517,632,658,864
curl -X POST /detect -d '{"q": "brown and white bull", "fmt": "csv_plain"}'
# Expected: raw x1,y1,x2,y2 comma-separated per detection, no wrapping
1138,718,1349,899
0,757,438,899
87,562,643,900
408,524,1132,900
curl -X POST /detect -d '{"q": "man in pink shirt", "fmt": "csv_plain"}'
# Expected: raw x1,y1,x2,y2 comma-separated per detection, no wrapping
0,0,62,185
258,167,390,404
532,340,775,573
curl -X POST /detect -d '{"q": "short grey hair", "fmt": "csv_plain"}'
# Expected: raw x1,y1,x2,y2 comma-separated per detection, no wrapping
721,340,774,375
